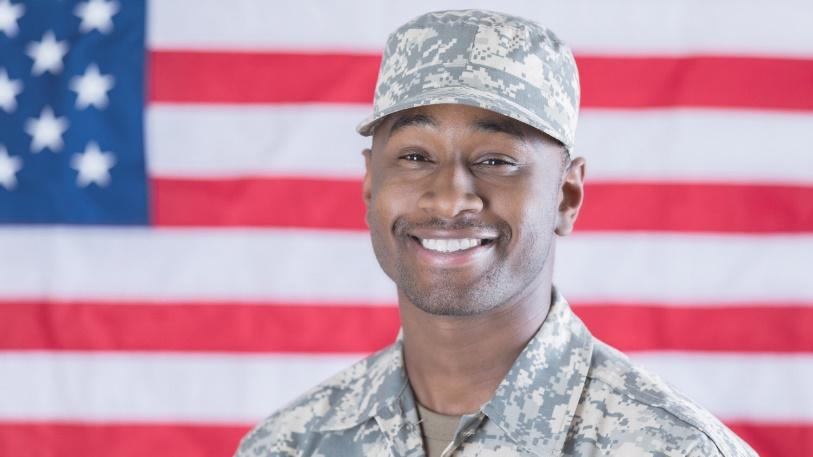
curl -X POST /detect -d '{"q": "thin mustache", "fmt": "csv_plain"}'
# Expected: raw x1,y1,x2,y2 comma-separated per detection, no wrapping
394,217,508,237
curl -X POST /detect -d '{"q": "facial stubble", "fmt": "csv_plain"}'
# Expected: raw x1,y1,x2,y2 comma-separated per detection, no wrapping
368,205,556,317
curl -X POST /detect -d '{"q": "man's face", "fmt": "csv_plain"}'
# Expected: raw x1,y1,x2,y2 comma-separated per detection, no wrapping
363,104,577,316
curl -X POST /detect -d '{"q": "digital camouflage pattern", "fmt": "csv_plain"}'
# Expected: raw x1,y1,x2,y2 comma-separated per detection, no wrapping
356,9,580,151
235,289,758,456
239,9,758,456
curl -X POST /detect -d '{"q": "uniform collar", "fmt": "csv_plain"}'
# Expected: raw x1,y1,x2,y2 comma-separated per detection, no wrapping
481,288,594,456
317,328,416,429
317,330,425,454
318,288,593,457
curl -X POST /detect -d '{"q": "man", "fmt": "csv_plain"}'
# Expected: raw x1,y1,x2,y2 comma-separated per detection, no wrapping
235,9,758,457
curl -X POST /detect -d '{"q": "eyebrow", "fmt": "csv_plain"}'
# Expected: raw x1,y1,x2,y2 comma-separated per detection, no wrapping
387,113,438,140
385,112,527,142
472,118,526,141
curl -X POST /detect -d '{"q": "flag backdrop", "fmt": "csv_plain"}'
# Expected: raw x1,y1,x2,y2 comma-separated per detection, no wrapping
1,0,812,456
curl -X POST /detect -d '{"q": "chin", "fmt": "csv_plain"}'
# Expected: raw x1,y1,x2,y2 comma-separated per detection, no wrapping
412,301,492,317
401,279,509,317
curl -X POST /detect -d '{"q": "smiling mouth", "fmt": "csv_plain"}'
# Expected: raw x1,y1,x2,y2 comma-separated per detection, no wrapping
408,236,497,253
408,235,496,258
403,232,500,268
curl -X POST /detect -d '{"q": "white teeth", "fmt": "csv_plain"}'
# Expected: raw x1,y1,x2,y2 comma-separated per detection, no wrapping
420,238,483,253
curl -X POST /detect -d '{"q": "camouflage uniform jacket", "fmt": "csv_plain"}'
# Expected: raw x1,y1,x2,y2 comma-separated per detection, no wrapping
235,290,758,456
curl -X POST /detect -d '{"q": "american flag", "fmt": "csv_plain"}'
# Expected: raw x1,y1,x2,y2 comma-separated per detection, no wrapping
1,0,811,456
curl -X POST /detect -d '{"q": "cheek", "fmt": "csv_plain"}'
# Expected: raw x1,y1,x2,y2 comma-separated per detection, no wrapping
497,180,560,250
369,176,418,224
366,202,396,280
366,188,394,246
365,179,416,274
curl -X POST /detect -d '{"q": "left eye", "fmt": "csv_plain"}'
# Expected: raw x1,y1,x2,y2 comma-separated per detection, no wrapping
477,158,516,166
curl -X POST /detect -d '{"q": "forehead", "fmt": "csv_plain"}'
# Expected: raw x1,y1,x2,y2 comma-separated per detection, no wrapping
375,104,557,145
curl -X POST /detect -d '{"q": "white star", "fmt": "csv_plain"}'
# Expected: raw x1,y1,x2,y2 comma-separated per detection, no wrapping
0,68,22,113
74,0,119,34
26,31,69,76
0,145,23,190
0,0,24,38
71,141,116,187
25,106,69,153
69,64,115,109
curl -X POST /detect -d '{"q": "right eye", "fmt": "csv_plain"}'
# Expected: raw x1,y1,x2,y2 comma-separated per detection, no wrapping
399,152,431,162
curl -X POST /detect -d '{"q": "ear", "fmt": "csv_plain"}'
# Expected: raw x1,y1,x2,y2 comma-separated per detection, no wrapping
555,157,586,236
362,148,373,209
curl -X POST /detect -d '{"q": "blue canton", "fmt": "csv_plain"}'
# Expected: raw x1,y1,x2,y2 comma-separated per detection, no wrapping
0,0,147,224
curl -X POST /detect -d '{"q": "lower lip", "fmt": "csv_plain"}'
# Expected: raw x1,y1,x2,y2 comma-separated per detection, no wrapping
408,237,494,267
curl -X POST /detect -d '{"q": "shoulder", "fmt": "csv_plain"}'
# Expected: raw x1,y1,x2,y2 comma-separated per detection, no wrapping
569,339,758,457
234,344,397,457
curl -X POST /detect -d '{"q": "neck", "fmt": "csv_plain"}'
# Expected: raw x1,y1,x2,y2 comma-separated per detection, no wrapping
400,262,554,416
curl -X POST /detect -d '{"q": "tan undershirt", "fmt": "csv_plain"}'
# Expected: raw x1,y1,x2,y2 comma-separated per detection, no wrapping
416,403,462,457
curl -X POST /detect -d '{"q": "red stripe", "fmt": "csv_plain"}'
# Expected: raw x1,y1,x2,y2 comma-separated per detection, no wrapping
149,51,380,104
0,301,399,353
728,422,813,457
0,422,248,457
149,51,813,110
573,304,813,353
2,300,811,353
580,182,813,233
151,177,365,230
151,177,813,233
0,421,808,457
577,56,813,110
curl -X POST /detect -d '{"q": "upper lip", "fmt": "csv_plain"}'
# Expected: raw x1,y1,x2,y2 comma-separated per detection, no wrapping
407,230,499,240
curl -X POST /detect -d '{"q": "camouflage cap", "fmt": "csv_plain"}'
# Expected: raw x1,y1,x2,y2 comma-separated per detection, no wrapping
356,9,580,150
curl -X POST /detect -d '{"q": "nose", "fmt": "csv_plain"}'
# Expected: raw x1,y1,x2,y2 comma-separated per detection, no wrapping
417,161,484,218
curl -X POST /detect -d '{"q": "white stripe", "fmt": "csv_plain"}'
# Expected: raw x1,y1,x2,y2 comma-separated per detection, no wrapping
0,351,361,422
554,233,813,305
147,105,371,179
146,105,813,183
631,352,813,422
148,0,813,56
0,228,811,304
0,351,809,422
578,109,813,183
0,227,394,303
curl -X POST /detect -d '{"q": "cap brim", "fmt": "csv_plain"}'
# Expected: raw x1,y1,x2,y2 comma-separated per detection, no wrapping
355,113,380,137
355,85,571,150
